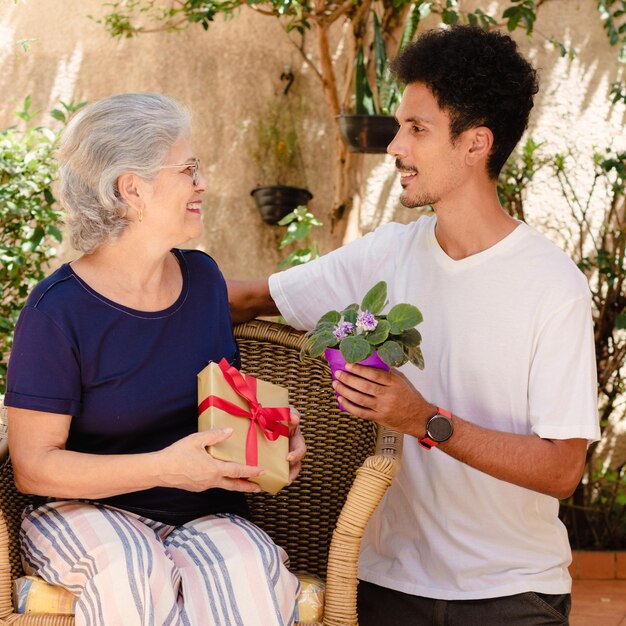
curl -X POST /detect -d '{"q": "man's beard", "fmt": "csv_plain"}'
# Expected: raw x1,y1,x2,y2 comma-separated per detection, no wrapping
400,189,438,209
396,159,437,208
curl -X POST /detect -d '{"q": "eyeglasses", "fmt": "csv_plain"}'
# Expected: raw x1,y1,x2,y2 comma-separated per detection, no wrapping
159,157,200,186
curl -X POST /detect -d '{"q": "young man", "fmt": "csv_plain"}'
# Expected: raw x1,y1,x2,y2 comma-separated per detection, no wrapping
230,26,600,625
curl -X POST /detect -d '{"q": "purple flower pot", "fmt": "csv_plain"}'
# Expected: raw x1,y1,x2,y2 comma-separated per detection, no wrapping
324,347,390,411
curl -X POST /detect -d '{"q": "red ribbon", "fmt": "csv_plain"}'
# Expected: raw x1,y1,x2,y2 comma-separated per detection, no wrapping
198,358,291,466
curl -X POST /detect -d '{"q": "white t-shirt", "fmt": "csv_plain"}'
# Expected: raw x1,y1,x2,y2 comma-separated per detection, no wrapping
269,215,600,600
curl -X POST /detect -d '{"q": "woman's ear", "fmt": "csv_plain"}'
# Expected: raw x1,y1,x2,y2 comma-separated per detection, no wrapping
117,173,144,209
465,126,494,167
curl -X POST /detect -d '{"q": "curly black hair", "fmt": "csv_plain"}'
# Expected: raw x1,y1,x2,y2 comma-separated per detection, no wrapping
391,26,539,179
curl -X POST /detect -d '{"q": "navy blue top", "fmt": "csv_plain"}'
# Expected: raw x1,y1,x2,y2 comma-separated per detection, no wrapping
5,249,247,525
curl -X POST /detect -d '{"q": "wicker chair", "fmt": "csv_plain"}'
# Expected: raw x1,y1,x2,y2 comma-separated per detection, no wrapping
0,319,402,626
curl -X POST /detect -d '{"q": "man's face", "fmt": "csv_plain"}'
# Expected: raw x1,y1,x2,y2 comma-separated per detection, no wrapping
388,82,466,209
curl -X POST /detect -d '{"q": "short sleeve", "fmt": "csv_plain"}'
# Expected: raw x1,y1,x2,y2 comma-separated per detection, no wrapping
5,305,81,415
269,223,401,330
529,295,600,442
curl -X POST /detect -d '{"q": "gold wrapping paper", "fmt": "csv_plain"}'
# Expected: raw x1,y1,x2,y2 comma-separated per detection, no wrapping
198,361,290,495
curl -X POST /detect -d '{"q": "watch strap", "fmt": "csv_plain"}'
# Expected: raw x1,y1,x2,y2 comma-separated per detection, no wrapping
418,407,452,450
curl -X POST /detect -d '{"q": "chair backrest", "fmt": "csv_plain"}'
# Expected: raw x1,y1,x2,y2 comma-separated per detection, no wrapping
236,320,378,578
0,320,377,581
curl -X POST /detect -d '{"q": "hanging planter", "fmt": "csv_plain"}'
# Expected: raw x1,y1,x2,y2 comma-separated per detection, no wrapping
251,185,313,225
250,69,314,226
337,114,399,154
336,10,417,154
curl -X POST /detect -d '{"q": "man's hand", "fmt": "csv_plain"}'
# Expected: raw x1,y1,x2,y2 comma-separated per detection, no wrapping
332,363,588,499
332,363,437,437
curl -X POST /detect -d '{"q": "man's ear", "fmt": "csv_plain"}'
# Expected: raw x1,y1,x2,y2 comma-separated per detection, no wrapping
465,126,493,167
117,173,144,209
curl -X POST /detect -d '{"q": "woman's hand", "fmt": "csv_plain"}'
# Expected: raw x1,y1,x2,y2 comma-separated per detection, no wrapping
159,429,265,493
286,406,306,484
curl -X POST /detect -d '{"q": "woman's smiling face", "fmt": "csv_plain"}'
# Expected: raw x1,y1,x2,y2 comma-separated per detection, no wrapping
144,137,207,245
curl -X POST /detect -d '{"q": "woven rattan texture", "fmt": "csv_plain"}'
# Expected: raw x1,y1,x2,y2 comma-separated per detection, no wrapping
0,459,32,581
0,320,377,624
235,324,378,579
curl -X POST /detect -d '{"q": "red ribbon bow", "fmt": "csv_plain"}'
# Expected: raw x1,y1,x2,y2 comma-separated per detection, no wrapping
198,358,291,466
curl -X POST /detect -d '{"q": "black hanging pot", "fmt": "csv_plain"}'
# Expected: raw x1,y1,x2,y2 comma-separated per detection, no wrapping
250,185,313,225
337,114,399,153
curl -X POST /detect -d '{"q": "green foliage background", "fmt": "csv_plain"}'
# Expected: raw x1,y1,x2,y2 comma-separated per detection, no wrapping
0,99,84,394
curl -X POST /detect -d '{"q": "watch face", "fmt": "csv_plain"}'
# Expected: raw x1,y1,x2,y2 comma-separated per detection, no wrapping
428,414,453,442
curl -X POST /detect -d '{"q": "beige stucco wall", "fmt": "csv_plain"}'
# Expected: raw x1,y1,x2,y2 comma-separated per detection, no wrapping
0,0,624,278
0,0,337,277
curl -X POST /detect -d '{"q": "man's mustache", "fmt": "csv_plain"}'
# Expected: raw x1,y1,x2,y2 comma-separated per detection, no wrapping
395,159,418,173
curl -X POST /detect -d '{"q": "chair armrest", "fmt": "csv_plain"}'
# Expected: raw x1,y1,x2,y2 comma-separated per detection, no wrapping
323,428,402,626
0,510,14,621
0,402,7,464
0,402,11,619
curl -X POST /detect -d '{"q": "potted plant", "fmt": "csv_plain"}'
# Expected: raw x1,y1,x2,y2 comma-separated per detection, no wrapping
338,6,423,153
303,281,424,408
305,279,424,366
250,96,313,225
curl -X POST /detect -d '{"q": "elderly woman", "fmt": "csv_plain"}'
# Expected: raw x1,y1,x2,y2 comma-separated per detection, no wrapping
4,93,304,626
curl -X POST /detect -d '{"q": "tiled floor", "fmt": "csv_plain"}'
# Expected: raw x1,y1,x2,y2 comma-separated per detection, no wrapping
571,579,626,625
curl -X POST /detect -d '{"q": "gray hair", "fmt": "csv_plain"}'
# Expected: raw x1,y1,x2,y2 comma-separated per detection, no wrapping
57,93,191,253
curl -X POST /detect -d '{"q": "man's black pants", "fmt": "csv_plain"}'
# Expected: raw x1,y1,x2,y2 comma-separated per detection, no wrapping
357,580,571,625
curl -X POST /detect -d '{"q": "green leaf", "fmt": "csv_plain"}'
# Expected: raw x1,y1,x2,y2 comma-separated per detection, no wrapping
373,12,388,111
339,335,373,363
399,2,424,51
442,8,459,25
355,45,376,115
314,321,337,334
398,328,422,347
387,303,423,333
49,109,66,123
365,319,390,345
319,310,341,324
341,305,358,325
28,225,45,248
407,345,425,370
277,248,313,269
307,331,338,357
277,210,298,226
280,221,312,248
361,281,387,315
616,311,626,330
377,340,406,367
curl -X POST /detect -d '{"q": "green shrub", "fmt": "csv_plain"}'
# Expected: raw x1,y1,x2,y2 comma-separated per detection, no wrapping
499,140,626,549
0,97,84,393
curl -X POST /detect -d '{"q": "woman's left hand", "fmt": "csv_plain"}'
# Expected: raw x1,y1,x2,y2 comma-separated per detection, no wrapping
286,406,306,484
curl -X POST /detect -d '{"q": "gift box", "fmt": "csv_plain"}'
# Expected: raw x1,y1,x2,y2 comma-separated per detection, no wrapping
198,358,291,495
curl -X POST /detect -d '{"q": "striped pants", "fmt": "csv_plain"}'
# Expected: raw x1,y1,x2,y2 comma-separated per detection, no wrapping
20,500,300,626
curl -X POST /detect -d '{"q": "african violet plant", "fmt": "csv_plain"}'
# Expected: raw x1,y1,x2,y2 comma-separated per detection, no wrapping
304,281,425,368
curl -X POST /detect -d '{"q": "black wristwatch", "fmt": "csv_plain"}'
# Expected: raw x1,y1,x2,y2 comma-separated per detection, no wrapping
418,407,454,450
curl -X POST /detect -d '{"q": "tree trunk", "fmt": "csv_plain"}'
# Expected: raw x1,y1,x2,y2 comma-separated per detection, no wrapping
315,22,362,240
